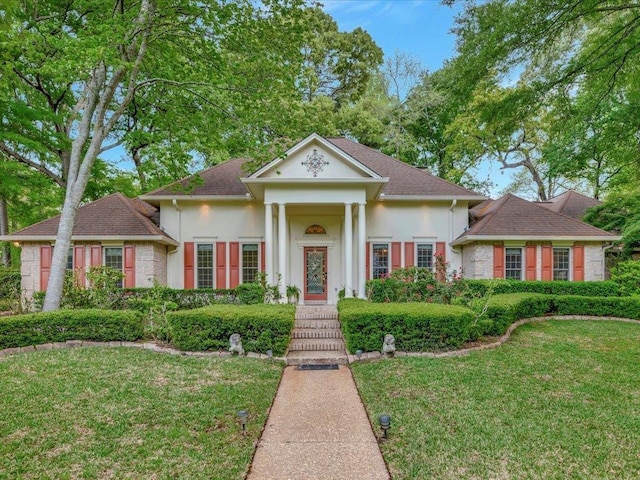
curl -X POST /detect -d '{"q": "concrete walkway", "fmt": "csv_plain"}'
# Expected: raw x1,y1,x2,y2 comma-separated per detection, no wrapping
248,365,390,480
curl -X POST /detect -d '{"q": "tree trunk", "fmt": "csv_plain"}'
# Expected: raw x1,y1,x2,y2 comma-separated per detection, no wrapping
0,196,10,267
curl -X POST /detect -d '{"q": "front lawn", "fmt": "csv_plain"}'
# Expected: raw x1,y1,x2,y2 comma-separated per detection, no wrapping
0,348,283,479
352,320,640,479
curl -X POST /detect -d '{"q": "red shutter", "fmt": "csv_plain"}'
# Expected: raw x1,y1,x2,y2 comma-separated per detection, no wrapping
541,245,553,281
123,245,136,288
404,242,415,268
216,242,227,288
184,242,195,289
260,241,265,272
366,242,370,280
493,245,505,279
40,245,52,291
573,245,584,281
74,246,86,288
90,245,102,267
525,245,537,281
229,242,240,288
391,242,401,271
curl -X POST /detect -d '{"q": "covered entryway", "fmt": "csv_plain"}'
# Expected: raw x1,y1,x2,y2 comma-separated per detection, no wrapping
304,246,328,302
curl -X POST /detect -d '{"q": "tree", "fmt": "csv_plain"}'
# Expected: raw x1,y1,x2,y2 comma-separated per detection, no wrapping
298,7,383,106
1,0,308,310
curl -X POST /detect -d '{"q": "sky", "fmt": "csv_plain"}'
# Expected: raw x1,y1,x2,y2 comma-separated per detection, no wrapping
322,0,511,197
322,0,463,72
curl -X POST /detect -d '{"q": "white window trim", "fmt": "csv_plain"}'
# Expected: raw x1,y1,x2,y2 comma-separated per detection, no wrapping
196,242,216,289
415,242,436,271
552,247,572,281
371,242,391,280
504,247,523,281
240,242,261,284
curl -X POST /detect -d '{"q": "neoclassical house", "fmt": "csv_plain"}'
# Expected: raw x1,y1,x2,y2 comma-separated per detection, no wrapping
3,134,619,304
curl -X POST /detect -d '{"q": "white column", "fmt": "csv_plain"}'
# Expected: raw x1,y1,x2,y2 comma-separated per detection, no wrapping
358,202,366,298
264,203,273,282
278,203,287,301
344,203,353,298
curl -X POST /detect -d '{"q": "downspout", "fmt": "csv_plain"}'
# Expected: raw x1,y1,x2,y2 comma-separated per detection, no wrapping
449,199,463,274
170,198,181,246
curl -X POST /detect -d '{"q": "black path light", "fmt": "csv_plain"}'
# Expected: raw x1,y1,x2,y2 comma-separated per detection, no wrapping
355,349,363,360
379,414,391,439
266,349,273,361
237,410,249,435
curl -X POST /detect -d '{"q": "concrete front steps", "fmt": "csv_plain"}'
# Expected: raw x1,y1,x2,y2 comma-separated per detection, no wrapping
286,305,348,365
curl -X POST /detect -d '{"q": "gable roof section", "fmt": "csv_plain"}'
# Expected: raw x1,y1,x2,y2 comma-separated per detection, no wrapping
3,193,178,246
326,138,485,200
142,135,487,201
453,193,618,245
249,133,382,179
536,190,601,220
143,158,250,199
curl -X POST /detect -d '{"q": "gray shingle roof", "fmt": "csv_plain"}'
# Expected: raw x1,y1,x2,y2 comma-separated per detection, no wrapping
143,137,486,199
536,190,601,220
5,193,176,243
460,194,615,239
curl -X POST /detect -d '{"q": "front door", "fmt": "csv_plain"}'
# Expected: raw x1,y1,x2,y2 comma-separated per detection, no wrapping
304,247,328,301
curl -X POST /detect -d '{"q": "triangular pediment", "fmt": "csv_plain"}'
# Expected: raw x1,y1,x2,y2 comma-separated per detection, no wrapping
250,133,381,180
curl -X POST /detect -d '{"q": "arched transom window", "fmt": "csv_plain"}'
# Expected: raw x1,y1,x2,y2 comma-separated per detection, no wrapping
305,224,326,235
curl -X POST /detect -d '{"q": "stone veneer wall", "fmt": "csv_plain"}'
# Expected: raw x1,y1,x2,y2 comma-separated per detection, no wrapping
19,243,40,301
460,243,493,279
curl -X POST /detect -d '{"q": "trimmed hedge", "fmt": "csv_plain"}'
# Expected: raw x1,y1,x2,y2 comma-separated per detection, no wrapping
553,295,640,319
481,293,553,336
338,298,477,353
464,279,623,297
481,293,640,336
0,309,143,349
167,304,295,355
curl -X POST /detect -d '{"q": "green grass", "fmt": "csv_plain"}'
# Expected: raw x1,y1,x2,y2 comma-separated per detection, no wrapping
352,321,640,479
0,348,283,479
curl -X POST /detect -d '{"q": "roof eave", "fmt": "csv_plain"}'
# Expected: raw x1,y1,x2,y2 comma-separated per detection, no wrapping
380,195,488,202
2,235,180,247
139,194,251,202
451,235,622,247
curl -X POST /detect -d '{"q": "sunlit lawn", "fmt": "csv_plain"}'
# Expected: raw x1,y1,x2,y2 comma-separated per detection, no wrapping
0,348,283,479
353,321,640,479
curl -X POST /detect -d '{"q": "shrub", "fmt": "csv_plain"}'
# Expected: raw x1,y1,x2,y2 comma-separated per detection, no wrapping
338,298,477,353
0,309,143,349
553,295,640,319
480,293,553,336
235,283,265,305
0,298,14,312
0,269,20,299
167,304,295,355
610,260,640,295
462,279,623,297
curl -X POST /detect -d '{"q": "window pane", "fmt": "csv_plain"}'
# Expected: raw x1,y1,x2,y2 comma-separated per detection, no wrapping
104,247,123,288
553,248,570,281
197,244,214,288
67,247,74,270
416,244,434,270
372,244,389,279
242,243,259,283
505,248,522,280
